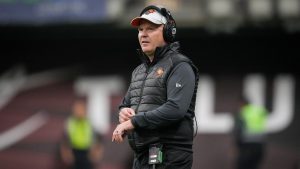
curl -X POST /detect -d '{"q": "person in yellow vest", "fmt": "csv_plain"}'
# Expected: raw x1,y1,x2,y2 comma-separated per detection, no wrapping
233,96,268,169
60,99,103,169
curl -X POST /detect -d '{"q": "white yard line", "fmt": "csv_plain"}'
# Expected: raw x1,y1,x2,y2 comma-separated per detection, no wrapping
0,112,48,151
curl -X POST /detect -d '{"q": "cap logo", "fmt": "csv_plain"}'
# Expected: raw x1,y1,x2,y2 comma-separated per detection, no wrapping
144,9,156,15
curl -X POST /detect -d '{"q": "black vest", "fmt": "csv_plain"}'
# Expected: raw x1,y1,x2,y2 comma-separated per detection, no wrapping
128,42,199,152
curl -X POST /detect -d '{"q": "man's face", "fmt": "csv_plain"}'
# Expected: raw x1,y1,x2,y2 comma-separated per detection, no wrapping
138,19,166,57
72,101,86,119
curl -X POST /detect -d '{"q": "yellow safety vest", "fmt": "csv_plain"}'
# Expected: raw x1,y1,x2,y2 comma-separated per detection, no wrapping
241,104,267,134
67,117,93,150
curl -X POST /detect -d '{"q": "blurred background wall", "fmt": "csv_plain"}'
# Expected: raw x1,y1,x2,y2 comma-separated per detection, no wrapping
0,0,299,169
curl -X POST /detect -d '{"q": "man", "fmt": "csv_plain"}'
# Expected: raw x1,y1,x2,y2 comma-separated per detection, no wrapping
233,96,267,169
60,99,103,169
112,5,199,169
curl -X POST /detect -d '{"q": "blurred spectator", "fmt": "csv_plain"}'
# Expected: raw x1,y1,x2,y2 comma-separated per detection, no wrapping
233,96,268,169
59,99,103,169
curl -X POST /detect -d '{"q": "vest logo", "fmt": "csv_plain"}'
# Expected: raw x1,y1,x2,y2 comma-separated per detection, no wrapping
155,67,164,77
176,82,182,88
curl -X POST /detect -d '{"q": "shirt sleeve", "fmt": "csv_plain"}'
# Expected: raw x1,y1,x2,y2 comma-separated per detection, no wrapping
131,62,196,129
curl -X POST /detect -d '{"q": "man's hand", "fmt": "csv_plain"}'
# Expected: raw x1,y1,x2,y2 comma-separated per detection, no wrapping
119,108,135,123
112,120,134,143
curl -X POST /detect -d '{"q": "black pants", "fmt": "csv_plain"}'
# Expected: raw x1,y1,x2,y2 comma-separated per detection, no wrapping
133,148,193,169
72,149,93,169
236,143,265,169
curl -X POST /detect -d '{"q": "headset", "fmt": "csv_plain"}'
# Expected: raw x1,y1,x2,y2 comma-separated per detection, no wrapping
140,5,177,43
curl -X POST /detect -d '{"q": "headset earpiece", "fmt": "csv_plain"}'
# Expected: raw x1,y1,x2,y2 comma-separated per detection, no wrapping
161,8,176,43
